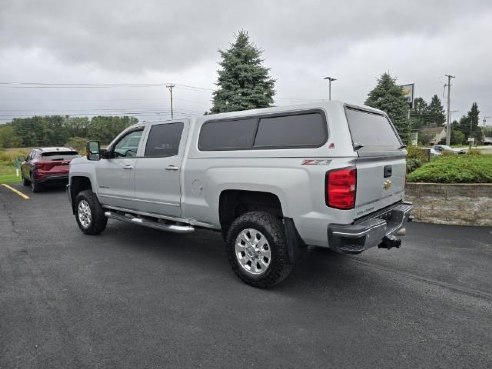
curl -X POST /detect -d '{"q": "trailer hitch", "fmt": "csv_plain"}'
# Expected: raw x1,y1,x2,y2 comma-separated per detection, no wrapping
378,235,401,249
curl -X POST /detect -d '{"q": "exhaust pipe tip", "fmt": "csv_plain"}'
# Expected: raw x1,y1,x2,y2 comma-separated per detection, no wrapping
395,227,406,236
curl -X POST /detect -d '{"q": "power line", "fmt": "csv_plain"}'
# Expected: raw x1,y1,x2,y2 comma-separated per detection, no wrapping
0,81,214,91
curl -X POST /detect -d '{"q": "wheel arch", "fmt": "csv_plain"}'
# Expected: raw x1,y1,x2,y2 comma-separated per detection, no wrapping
70,176,93,214
218,189,284,239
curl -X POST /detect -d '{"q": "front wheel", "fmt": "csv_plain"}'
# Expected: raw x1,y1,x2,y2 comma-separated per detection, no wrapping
225,211,293,288
74,190,108,235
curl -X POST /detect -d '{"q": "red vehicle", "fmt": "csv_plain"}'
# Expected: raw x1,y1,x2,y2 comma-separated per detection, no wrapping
21,147,80,192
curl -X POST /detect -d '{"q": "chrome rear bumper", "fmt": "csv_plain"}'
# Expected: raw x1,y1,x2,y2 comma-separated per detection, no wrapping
328,202,412,254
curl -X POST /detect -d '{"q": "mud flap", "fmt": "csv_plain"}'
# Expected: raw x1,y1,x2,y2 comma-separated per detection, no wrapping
283,217,306,264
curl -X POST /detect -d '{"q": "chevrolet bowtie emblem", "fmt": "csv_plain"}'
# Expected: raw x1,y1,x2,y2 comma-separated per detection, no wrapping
383,179,392,190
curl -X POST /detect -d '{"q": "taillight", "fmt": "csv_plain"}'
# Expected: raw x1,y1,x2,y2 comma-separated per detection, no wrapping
34,161,54,171
326,167,357,209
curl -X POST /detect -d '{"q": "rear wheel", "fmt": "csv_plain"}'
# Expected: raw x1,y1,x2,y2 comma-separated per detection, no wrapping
225,211,293,288
22,175,31,186
74,190,108,235
30,177,43,193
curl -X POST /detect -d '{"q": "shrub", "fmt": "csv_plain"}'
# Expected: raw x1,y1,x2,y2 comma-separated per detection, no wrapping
467,148,482,156
406,158,422,173
451,129,465,145
407,155,492,183
406,146,430,163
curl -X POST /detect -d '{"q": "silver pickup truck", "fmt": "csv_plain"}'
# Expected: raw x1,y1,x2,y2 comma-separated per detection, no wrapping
68,101,412,288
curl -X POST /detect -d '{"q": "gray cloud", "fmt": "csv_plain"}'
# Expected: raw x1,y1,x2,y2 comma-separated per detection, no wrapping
1,0,491,73
0,0,492,123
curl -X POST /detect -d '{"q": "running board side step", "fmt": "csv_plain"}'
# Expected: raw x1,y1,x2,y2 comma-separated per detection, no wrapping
104,211,195,234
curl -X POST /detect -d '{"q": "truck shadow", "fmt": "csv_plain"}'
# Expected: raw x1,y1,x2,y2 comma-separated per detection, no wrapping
101,223,375,295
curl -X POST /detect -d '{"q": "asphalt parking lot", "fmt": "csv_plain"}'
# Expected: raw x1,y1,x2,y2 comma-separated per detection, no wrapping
1,183,491,369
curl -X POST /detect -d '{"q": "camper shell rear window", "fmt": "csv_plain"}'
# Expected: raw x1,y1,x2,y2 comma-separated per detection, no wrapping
345,107,402,152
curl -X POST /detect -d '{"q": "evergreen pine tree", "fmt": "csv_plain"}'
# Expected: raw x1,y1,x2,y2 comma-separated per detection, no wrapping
211,31,275,113
365,73,410,142
427,95,446,125
410,97,428,128
458,102,480,140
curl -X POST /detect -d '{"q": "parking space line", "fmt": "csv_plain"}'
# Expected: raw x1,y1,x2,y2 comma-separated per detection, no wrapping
1,184,30,200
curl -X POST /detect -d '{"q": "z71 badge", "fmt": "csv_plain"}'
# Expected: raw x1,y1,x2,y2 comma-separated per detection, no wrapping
302,159,331,165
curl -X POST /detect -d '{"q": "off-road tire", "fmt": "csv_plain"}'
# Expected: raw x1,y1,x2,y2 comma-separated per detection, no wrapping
74,190,108,235
226,211,293,288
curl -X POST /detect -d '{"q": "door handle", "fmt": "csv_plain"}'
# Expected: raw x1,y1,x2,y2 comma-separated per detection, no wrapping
165,165,179,171
123,164,134,170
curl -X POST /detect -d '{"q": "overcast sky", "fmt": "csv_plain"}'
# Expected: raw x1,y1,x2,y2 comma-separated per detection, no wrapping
1,0,492,125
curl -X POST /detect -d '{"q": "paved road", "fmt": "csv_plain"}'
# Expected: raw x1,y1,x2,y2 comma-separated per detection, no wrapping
1,183,491,369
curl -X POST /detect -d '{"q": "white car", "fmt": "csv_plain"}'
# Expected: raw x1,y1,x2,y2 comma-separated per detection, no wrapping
432,145,466,155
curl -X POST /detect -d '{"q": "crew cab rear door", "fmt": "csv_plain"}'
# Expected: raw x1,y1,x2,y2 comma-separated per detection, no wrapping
132,120,188,217
345,106,407,218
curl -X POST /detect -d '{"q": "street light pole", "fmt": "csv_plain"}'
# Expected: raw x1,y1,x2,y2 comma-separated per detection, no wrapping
166,83,176,119
324,76,337,101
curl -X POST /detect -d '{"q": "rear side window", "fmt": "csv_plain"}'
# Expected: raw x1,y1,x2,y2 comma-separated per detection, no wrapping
144,122,184,157
254,113,326,148
198,111,327,151
345,108,401,151
198,118,257,151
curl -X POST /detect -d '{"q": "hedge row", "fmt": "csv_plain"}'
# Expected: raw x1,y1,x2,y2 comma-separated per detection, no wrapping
407,155,492,183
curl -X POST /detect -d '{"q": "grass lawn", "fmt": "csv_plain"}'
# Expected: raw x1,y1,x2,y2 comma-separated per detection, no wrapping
0,163,21,184
0,173,21,184
0,148,28,184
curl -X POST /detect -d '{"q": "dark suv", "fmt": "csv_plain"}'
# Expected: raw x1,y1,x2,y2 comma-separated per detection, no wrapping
21,147,79,192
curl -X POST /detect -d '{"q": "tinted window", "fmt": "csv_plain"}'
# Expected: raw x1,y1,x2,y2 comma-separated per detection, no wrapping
41,151,79,160
345,108,401,151
114,130,143,157
199,118,257,151
254,113,327,148
144,122,184,157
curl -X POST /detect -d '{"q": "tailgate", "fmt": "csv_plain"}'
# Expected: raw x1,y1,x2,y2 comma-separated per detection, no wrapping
344,106,407,218
354,156,406,218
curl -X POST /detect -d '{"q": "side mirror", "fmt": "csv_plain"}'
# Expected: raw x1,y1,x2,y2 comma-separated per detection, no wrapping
86,141,101,161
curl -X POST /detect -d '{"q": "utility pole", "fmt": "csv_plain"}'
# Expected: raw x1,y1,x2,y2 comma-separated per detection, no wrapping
166,83,175,119
445,74,455,145
323,76,336,101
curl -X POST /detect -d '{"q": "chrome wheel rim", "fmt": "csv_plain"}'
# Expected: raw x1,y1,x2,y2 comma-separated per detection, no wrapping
235,228,271,276
77,200,92,228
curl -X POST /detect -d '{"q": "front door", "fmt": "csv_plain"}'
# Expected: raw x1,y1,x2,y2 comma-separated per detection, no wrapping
133,121,187,217
96,128,144,209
